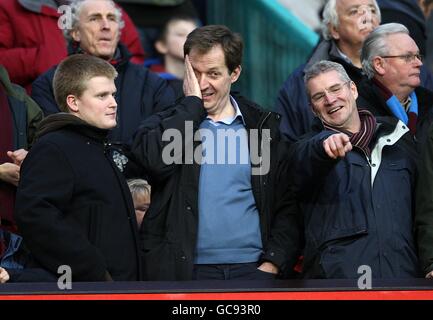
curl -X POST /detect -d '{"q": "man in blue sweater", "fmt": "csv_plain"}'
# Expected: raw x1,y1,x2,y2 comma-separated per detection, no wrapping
132,25,300,281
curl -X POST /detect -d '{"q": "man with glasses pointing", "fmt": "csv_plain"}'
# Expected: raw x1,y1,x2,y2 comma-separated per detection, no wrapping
358,23,433,144
289,60,420,279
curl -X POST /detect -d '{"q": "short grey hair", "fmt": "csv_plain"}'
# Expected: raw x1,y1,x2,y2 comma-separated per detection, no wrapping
127,179,151,198
64,0,125,41
361,23,410,79
304,60,351,96
321,0,381,40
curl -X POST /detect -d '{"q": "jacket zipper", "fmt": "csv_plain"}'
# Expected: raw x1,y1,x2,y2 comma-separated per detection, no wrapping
257,111,273,241
353,145,371,166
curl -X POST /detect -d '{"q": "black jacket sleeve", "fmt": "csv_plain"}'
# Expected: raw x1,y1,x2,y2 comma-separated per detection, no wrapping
289,131,340,197
131,96,206,184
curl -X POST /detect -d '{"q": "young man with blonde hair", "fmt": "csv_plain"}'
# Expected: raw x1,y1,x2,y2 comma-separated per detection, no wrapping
15,54,141,282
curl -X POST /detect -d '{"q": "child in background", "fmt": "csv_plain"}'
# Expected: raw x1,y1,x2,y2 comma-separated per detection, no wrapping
127,179,151,229
146,15,199,98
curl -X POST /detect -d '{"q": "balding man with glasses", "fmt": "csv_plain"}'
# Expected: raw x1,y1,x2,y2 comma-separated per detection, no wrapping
358,23,433,144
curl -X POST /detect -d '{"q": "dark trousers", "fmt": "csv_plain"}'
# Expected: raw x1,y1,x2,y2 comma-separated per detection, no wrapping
192,262,276,280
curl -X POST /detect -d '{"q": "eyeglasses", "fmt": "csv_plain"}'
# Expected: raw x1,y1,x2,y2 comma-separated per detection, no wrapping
346,5,378,17
381,53,423,63
310,81,351,104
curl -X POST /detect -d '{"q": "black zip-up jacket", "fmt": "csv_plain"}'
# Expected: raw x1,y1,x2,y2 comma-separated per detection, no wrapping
131,95,301,280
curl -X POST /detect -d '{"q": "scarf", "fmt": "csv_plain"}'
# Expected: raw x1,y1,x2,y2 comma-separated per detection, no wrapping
35,113,109,141
323,108,377,157
69,43,124,67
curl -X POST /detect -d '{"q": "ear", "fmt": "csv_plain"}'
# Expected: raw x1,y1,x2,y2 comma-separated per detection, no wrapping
305,85,317,116
329,24,340,40
155,40,168,55
230,65,242,84
349,81,358,100
310,103,320,118
372,56,386,76
66,94,79,113
70,28,80,42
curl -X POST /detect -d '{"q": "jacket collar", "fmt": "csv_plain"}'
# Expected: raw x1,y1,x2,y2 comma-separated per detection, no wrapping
67,42,132,70
35,113,109,142
305,40,332,69
305,40,362,76
366,79,433,119
232,93,267,129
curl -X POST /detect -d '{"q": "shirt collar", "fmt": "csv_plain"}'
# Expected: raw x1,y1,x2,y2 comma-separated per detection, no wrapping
329,40,353,66
334,46,353,65
205,95,246,126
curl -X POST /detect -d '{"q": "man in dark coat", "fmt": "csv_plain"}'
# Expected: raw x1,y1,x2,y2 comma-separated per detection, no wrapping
15,54,141,282
132,25,301,281
31,0,175,145
358,23,433,144
291,60,420,279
